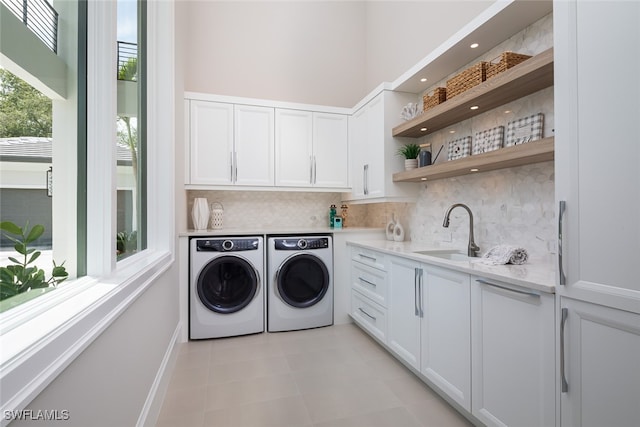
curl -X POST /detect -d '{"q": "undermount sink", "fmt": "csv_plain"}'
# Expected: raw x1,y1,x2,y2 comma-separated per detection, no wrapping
413,249,473,261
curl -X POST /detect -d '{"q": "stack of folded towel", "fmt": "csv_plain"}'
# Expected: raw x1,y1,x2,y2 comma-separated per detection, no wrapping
476,245,529,265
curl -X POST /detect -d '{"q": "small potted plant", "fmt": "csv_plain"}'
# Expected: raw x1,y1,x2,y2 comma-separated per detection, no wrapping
397,143,421,170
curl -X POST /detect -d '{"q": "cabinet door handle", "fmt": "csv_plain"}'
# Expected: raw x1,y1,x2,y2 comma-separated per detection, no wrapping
560,307,569,393
414,268,420,316
364,164,369,195
230,152,234,182
558,201,567,285
309,155,314,184
418,268,424,318
313,155,317,184
358,277,376,287
358,307,377,321
233,151,238,182
475,279,540,298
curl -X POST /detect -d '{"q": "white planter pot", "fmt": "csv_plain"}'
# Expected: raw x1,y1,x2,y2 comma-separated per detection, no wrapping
405,159,419,170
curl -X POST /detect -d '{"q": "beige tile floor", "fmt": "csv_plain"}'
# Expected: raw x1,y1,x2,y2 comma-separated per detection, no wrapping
156,323,473,427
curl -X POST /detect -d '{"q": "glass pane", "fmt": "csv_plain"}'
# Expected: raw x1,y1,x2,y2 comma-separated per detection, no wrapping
197,257,258,314
116,0,145,260
278,255,329,308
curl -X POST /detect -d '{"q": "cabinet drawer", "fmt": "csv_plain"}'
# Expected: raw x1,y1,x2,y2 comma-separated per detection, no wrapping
351,289,387,343
351,247,386,271
351,260,387,307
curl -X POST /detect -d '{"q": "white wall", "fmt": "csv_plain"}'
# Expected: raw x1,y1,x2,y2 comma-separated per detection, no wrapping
182,0,492,107
183,0,366,107
9,267,180,427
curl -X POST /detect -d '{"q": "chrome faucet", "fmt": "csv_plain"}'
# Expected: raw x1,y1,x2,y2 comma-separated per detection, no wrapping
443,203,480,257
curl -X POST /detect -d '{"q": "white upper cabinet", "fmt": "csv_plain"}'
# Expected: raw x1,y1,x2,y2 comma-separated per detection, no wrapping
344,90,418,202
275,109,349,189
275,109,313,187
187,100,274,186
313,112,349,188
234,104,275,186
188,100,234,185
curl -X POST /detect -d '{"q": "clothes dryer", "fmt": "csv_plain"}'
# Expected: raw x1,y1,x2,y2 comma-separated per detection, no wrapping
190,237,264,339
267,235,333,332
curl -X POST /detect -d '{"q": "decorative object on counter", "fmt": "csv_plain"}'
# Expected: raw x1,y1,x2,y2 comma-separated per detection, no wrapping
400,102,421,120
191,197,210,230
486,51,532,80
446,61,487,99
386,214,396,241
329,204,337,228
447,136,472,161
334,216,343,229
422,87,447,112
393,221,405,242
210,201,224,230
505,113,544,146
397,143,421,170
473,125,504,154
418,143,432,167
340,204,349,227
477,245,529,265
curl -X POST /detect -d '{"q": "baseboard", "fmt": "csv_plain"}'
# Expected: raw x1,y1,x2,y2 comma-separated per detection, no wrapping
136,322,181,427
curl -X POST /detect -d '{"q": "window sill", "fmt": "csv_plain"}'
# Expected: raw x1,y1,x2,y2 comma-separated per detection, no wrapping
0,249,173,423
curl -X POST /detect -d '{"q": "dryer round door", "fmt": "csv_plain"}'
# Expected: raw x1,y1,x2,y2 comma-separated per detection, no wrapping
197,255,260,314
276,253,329,308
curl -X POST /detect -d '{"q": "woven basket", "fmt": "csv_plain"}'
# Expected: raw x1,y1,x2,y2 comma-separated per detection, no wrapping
422,87,447,111
486,52,532,79
446,61,486,99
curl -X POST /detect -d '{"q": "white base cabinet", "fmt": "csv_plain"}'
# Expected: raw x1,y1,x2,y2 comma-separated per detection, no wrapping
387,255,421,370
560,298,640,427
421,266,471,412
472,277,555,427
350,246,557,427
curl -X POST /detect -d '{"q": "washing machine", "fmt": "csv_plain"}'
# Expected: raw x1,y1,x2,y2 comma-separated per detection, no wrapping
267,235,333,332
190,236,264,339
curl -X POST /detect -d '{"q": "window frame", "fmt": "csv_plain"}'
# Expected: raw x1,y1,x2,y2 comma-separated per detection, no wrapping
0,0,175,420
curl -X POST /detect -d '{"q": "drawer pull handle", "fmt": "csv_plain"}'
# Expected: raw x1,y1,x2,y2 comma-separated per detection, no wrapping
358,254,377,262
358,277,376,287
358,307,376,321
476,279,540,298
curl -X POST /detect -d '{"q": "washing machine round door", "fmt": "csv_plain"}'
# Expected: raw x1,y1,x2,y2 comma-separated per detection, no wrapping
197,255,260,314
276,253,329,308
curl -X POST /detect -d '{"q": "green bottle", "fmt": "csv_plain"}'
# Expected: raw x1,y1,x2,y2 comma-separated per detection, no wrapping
329,204,337,227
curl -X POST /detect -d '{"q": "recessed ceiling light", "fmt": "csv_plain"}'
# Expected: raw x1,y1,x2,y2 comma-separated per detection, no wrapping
470,105,479,110
470,168,479,172
504,110,511,114
449,130,456,134
470,43,479,49
420,127,428,132
421,178,427,181
420,78,427,82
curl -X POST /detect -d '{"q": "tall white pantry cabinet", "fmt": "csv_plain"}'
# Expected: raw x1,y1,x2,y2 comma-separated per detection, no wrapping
554,1,640,426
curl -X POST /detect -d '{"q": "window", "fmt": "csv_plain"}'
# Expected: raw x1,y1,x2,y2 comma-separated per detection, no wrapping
1,0,174,415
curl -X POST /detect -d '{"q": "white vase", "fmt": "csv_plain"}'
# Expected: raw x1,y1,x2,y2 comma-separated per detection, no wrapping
405,159,418,170
191,198,210,230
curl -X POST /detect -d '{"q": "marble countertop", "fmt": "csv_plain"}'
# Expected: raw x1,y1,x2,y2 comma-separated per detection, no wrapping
179,227,384,237
347,239,556,294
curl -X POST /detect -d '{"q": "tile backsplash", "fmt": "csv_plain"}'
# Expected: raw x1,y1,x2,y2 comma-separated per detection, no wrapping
410,161,555,260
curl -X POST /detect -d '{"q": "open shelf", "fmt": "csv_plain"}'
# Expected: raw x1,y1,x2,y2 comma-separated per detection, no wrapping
392,137,554,182
392,48,554,138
